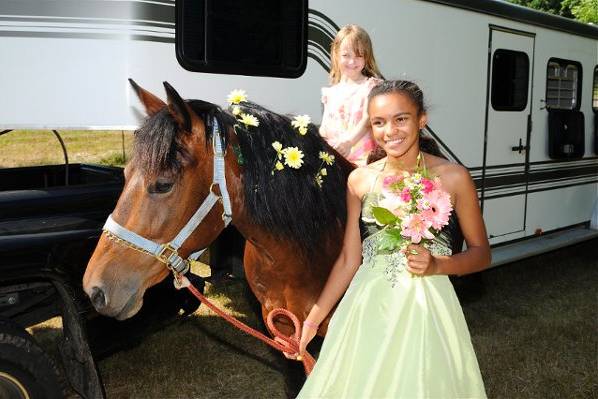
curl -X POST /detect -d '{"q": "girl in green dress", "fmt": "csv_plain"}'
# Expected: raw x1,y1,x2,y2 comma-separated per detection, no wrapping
296,80,489,398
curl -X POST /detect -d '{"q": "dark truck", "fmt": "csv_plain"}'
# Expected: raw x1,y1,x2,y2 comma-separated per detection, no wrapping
0,148,200,398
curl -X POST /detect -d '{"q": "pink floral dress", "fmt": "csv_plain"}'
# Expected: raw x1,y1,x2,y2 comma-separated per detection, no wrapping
320,77,381,166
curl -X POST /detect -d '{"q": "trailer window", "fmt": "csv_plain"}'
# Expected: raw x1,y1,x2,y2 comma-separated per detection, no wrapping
546,59,582,110
593,66,598,112
491,49,529,111
176,0,307,78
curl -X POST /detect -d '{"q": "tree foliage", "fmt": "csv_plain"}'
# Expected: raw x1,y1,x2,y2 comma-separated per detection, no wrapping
561,0,598,23
508,0,598,23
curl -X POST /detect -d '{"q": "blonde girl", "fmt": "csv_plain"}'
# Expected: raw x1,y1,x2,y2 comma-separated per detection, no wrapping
320,25,383,166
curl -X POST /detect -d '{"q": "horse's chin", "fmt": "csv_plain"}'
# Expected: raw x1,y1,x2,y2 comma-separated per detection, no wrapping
95,291,144,320
113,295,144,320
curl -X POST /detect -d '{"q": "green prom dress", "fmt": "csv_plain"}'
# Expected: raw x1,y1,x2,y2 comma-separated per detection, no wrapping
298,192,486,399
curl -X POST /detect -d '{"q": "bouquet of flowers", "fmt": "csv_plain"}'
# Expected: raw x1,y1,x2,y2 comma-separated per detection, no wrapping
371,159,453,253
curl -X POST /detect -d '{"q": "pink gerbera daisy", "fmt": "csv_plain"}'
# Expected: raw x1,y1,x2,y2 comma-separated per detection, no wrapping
422,189,453,230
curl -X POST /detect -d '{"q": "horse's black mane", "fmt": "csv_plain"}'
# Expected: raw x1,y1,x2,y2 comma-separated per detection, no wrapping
132,99,352,257
133,107,186,177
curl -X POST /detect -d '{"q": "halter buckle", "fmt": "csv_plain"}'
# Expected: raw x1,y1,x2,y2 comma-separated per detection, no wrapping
157,243,178,264
173,272,184,289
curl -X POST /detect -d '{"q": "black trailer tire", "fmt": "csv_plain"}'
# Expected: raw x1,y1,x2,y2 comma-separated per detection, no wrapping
0,332,64,399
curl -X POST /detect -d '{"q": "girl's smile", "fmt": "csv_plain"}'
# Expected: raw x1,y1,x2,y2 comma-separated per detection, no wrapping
384,136,406,148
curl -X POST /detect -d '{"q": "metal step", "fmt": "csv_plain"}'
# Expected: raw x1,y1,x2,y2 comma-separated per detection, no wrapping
490,226,598,267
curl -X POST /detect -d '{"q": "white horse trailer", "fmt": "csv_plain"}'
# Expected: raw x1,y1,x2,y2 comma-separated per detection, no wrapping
1,0,597,266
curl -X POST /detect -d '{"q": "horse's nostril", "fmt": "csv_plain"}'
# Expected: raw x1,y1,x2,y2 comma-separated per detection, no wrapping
90,286,107,310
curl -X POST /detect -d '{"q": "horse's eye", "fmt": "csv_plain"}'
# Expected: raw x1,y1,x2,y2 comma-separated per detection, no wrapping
148,180,174,194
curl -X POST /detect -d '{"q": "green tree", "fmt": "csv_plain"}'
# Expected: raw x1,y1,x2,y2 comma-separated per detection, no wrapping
561,0,598,23
507,0,574,18
508,0,598,23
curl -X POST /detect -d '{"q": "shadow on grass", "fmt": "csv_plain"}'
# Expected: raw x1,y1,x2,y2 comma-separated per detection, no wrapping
181,309,282,373
456,238,598,399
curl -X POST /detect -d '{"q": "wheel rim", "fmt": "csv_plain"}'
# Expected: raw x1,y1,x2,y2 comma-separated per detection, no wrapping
0,371,30,399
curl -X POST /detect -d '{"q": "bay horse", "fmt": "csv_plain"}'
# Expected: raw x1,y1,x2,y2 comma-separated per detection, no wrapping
82,81,353,344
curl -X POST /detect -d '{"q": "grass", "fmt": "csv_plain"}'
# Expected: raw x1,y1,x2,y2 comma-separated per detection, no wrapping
0,130,134,168
460,239,598,399
29,240,598,398
96,267,287,399
30,263,287,399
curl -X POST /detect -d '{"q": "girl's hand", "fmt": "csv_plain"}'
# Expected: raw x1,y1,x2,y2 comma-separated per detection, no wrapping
406,244,438,276
297,322,319,360
334,140,352,157
276,337,297,360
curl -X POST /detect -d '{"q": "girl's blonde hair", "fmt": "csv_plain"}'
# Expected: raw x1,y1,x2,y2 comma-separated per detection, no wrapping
329,24,382,85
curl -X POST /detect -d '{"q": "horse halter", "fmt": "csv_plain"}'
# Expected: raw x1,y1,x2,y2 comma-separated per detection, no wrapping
102,118,232,281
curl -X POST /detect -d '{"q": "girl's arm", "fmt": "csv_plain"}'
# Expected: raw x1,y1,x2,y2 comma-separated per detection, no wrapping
407,165,491,276
346,110,371,145
335,100,371,155
298,170,365,354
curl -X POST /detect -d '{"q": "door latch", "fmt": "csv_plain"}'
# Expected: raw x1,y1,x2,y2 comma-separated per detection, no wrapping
511,138,527,154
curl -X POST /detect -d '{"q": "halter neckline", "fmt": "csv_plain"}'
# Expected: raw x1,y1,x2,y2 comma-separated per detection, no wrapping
367,152,425,195
383,151,425,174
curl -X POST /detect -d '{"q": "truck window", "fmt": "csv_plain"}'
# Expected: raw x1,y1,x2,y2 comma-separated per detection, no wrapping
491,49,529,111
546,58,582,110
176,0,307,78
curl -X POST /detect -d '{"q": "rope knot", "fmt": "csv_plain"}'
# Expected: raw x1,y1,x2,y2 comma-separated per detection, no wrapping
267,308,315,375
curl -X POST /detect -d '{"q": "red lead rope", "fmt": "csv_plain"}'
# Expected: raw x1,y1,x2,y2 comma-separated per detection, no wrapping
182,275,316,375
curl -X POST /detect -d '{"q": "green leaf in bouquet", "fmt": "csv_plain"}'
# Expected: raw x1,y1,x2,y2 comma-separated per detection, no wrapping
386,227,404,240
378,227,405,251
378,234,398,251
372,206,398,225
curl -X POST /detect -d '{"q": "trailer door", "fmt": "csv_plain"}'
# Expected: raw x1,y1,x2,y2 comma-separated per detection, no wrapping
483,27,535,244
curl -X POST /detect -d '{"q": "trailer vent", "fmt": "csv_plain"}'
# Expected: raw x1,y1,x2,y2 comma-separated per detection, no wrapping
548,110,585,159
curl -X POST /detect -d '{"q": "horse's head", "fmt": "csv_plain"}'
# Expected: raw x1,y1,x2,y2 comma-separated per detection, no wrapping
83,80,239,319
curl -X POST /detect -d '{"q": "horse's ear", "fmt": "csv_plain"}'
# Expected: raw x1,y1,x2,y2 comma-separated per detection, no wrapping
128,78,166,117
163,81,197,133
